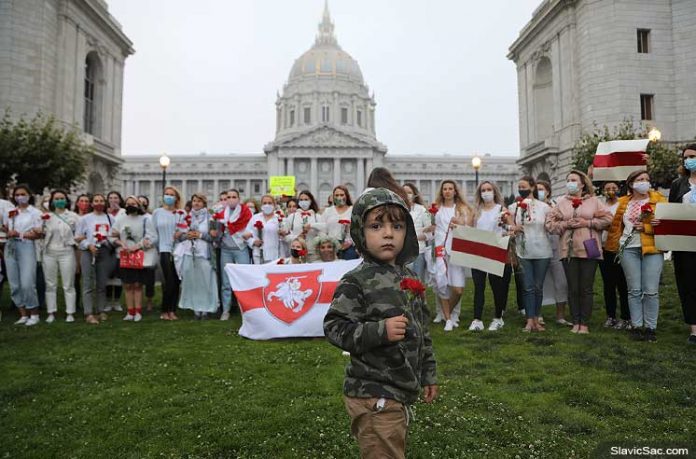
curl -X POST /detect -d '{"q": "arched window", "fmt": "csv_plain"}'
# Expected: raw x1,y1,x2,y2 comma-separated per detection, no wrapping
533,57,553,141
84,52,102,136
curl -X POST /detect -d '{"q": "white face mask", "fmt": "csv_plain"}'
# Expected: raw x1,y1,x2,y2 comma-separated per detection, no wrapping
261,204,274,215
481,191,494,202
537,190,546,201
633,181,650,194
566,182,579,194
298,200,311,210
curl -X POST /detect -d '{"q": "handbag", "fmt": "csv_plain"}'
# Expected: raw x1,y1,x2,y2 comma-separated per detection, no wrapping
120,250,145,269
583,223,601,259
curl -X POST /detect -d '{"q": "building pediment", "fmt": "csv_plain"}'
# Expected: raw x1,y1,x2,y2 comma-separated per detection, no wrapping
264,126,386,152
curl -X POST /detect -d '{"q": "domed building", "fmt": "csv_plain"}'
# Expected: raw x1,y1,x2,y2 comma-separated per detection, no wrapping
264,2,387,204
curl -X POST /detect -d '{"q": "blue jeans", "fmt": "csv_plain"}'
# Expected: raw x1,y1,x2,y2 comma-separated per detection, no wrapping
4,240,39,310
220,246,251,313
519,257,550,319
407,253,427,283
620,248,663,329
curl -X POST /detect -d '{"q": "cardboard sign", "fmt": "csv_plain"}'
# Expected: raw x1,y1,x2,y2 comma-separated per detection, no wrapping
269,176,296,197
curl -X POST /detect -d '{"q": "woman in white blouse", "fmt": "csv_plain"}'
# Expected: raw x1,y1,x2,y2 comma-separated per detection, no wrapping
281,190,322,261
1,184,42,326
313,186,357,260
403,183,433,283
244,195,284,264
41,190,79,323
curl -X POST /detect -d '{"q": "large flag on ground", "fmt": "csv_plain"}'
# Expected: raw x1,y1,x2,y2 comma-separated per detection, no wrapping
448,226,509,276
226,259,362,340
654,203,696,252
592,139,650,182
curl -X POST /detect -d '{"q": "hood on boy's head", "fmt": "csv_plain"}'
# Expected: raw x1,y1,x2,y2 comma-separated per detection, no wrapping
350,188,419,266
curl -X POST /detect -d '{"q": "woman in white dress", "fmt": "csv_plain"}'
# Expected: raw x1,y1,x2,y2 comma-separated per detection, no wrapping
244,195,284,264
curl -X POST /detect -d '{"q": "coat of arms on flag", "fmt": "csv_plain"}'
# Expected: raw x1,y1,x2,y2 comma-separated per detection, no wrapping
448,226,510,277
592,139,649,182
654,203,696,252
225,259,362,340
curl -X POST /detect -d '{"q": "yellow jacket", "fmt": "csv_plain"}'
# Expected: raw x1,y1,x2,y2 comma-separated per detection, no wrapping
605,190,666,255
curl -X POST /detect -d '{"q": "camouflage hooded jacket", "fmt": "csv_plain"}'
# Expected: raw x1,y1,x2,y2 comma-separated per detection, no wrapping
323,188,437,405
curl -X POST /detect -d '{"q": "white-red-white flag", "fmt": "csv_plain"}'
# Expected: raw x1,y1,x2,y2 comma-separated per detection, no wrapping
225,259,362,340
448,226,509,276
592,139,649,182
654,203,696,252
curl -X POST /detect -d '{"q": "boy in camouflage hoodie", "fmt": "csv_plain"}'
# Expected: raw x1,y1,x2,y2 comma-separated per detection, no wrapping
324,188,438,459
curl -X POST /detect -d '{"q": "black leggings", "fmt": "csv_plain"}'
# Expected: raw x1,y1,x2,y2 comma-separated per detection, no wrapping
159,253,180,313
674,251,696,325
472,266,511,320
599,251,629,320
563,258,598,325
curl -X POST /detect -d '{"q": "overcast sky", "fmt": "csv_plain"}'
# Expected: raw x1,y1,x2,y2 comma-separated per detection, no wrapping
109,0,542,157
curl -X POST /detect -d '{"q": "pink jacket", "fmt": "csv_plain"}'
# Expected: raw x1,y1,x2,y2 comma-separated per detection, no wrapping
545,195,612,260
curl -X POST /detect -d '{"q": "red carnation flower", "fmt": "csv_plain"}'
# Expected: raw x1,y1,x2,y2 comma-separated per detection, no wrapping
400,278,426,298
640,203,653,214
184,215,191,224
301,211,312,217
516,196,524,203
254,220,264,230
41,213,50,220
427,203,439,215
338,219,351,225
518,201,528,211
95,233,107,242
8,209,18,219
571,198,583,209
277,258,285,264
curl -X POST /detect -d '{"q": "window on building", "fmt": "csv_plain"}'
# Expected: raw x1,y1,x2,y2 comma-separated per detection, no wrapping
289,109,295,127
357,109,363,127
254,182,260,194
341,107,348,125
83,53,100,135
304,107,311,124
637,29,650,54
640,94,654,120
321,106,330,123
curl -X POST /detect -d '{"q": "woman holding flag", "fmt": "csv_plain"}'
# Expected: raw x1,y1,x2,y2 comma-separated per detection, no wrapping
606,170,666,342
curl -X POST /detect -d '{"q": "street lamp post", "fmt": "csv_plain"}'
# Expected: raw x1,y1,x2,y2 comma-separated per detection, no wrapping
648,127,662,143
471,155,482,187
159,153,170,196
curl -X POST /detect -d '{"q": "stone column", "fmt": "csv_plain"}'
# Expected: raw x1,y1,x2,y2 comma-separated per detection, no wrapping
357,158,365,192
287,157,294,176
333,157,341,185
366,157,374,176
310,157,318,195
246,179,251,197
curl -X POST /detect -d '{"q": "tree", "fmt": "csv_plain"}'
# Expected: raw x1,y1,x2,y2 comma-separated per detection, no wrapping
0,110,93,194
571,119,686,189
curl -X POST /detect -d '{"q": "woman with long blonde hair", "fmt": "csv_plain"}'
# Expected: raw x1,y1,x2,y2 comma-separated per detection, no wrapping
434,180,473,331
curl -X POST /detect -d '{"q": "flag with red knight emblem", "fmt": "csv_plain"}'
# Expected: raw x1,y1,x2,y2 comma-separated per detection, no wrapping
592,139,650,182
448,226,510,276
225,259,362,340
654,203,696,252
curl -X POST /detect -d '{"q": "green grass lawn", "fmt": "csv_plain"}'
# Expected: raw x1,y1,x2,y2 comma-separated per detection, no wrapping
1,262,695,458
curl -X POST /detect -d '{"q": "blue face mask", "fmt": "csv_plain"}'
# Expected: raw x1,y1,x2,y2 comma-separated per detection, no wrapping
537,190,546,201
566,182,579,194
163,195,176,206
685,158,696,172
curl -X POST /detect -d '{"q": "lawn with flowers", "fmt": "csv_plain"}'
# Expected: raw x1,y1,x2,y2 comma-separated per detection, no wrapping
0,262,695,458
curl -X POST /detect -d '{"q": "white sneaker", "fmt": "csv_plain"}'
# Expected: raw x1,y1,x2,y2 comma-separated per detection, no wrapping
450,312,460,325
443,319,454,332
103,304,113,312
220,312,230,321
433,311,444,324
488,318,504,331
113,303,123,312
123,314,134,321
133,313,142,322
46,314,55,324
468,320,485,331
25,315,40,326
15,316,29,325
65,314,75,323
341,351,351,356
538,316,545,325
518,309,526,316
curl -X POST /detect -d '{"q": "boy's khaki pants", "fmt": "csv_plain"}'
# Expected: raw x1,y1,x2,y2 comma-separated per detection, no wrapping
344,396,408,459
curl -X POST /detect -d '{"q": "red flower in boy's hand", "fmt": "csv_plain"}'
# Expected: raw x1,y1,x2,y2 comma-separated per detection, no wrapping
571,198,583,209
254,220,264,230
400,278,426,298
41,214,50,220
338,219,351,225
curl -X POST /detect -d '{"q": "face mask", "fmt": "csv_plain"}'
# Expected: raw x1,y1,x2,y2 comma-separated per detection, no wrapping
518,189,531,198
333,197,345,206
126,205,139,215
685,158,696,172
92,203,105,212
53,199,67,209
633,181,650,194
537,190,546,201
291,249,302,258
299,200,311,210
15,196,29,205
163,195,176,206
605,190,616,199
261,204,274,215
481,191,494,202
77,202,90,212
566,182,579,194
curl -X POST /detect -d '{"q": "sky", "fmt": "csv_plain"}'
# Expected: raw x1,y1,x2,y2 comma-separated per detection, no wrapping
108,0,543,157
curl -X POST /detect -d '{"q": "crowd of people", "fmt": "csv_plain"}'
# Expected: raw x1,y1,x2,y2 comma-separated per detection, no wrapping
1,146,695,344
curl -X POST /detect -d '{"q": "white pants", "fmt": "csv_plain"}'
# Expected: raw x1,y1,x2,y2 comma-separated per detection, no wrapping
42,248,76,314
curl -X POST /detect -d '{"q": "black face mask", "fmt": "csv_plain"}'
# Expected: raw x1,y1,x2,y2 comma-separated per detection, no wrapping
126,205,140,215
290,249,301,258
518,189,531,198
